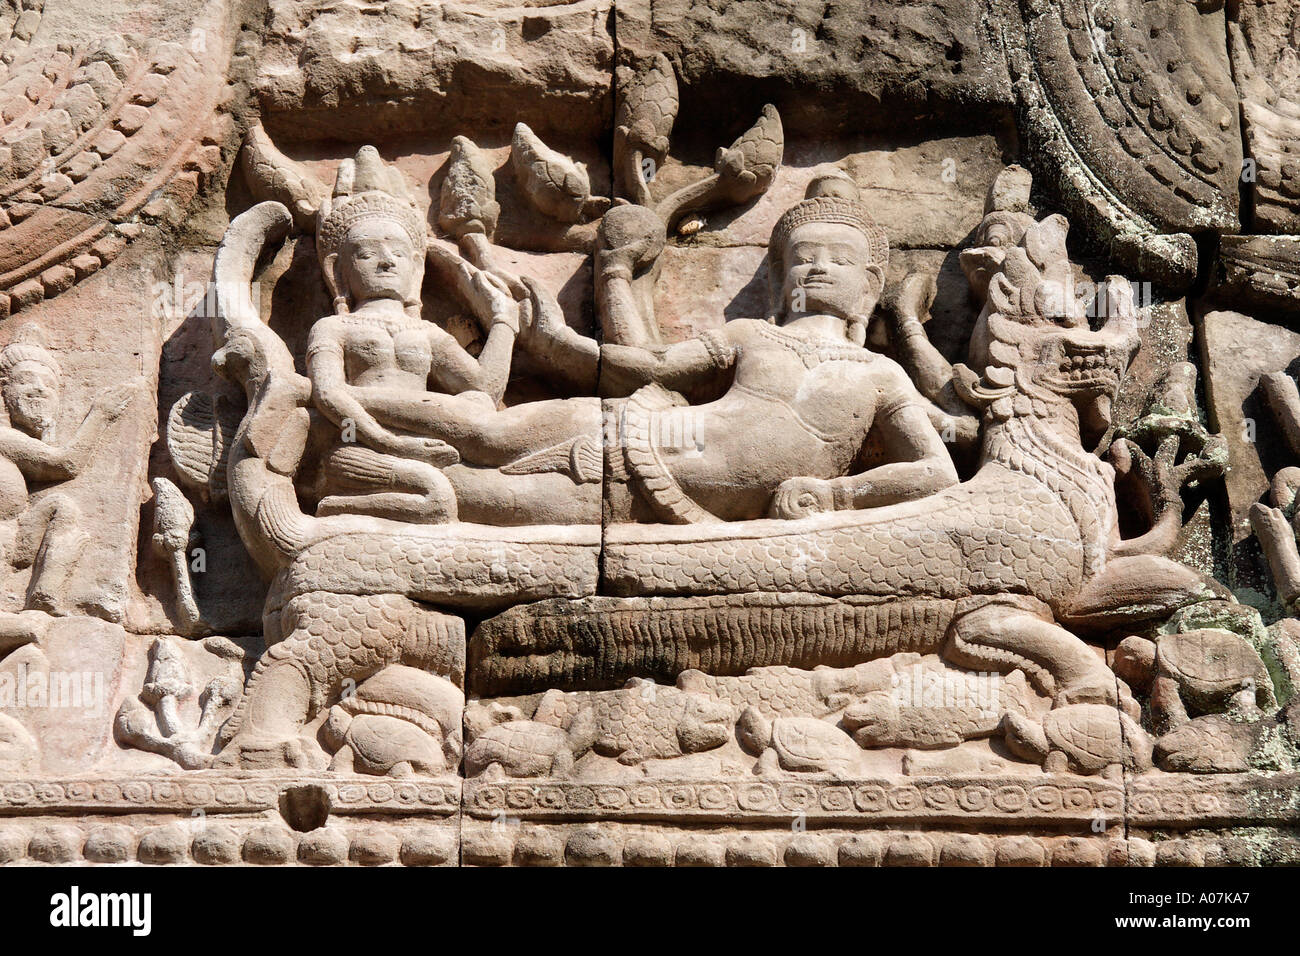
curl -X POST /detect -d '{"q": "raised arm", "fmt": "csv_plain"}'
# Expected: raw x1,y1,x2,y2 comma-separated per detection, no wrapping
888,274,957,403
0,382,135,481
426,297,517,403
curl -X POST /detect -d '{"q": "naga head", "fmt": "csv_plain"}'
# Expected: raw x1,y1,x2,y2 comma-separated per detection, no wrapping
769,172,888,345
959,215,1140,440
317,146,427,314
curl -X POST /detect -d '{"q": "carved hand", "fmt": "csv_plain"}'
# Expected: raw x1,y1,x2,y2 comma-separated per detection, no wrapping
888,272,936,336
770,476,835,520
96,382,138,423
363,430,461,467
471,271,519,334
600,233,661,281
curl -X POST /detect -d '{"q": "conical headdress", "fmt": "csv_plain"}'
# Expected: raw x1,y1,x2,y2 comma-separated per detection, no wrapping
316,146,427,267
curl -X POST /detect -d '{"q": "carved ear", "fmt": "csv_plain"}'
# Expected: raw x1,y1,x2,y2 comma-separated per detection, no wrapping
322,252,342,305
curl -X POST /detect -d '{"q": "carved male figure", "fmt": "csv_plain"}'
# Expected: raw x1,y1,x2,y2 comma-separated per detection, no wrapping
548,173,960,522
0,326,130,614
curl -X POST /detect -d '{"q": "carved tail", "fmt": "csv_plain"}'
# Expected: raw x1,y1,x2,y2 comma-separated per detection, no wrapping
211,202,319,578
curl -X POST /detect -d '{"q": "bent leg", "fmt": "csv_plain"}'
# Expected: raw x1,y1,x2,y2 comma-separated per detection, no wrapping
20,494,85,614
945,597,1116,705
317,445,457,523
366,392,602,467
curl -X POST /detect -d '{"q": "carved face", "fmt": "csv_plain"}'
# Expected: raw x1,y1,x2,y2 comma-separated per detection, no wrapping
338,219,419,305
3,360,59,437
779,222,881,323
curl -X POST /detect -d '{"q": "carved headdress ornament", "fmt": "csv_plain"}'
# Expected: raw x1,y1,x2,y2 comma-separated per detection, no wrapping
769,171,889,268
0,324,61,383
316,146,427,308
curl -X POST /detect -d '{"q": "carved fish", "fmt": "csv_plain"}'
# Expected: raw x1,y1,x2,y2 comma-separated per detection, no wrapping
239,124,328,231
714,104,783,200
438,135,499,239
511,122,591,223
616,52,678,157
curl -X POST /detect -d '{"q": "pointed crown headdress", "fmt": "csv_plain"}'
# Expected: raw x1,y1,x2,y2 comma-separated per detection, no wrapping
316,146,427,298
769,171,889,271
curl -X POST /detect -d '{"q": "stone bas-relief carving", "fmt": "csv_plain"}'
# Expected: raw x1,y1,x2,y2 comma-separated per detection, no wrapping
5,0,1300,868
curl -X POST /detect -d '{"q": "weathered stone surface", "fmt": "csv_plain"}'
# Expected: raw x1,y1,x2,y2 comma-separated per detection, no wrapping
1198,309,1300,537
2,0,1298,877
1232,0,1300,234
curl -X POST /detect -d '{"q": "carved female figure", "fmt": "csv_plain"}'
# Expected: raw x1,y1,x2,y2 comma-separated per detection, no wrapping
306,148,602,526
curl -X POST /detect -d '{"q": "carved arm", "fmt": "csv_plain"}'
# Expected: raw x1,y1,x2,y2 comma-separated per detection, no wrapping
770,400,958,519
826,402,959,510
599,330,736,397
0,428,79,482
306,320,454,463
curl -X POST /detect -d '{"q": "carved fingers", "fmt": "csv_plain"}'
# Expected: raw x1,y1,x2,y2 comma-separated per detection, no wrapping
770,477,835,520
426,240,522,333
891,271,937,328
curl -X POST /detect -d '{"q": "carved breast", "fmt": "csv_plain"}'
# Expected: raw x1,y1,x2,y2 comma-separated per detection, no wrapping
342,325,432,386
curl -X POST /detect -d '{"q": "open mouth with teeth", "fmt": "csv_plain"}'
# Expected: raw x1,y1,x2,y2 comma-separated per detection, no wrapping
1046,346,1122,393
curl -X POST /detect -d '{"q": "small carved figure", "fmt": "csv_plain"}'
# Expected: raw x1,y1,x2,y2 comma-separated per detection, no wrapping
842,669,1029,750
1001,704,1152,776
1251,368,1300,612
1114,629,1274,732
320,664,462,777
885,164,1038,453
464,717,598,779
532,678,732,765
0,325,133,615
114,636,244,769
736,706,862,776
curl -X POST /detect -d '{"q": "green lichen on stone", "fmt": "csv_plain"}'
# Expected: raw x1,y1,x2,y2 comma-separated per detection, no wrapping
1250,723,1297,772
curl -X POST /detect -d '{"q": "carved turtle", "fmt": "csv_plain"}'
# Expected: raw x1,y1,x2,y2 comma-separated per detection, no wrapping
320,665,464,777
1114,629,1274,729
323,711,446,777
1002,704,1151,775
736,706,861,776
464,711,598,779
